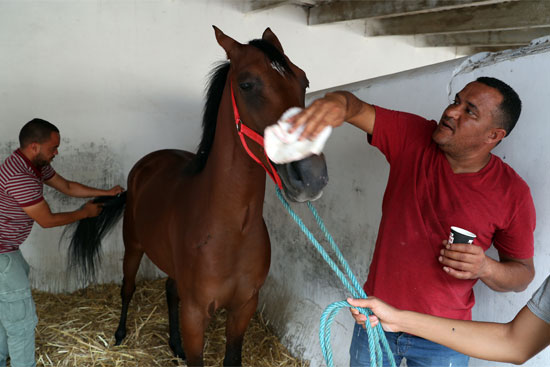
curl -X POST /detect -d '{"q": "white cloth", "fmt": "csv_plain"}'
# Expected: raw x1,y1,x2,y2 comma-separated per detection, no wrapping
264,107,332,164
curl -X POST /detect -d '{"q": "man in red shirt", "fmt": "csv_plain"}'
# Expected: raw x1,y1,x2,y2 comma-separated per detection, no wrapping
291,77,535,366
0,118,123,367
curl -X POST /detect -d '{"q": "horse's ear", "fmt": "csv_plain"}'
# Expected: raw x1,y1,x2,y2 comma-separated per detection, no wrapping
213,25,242,59
262,27,284,53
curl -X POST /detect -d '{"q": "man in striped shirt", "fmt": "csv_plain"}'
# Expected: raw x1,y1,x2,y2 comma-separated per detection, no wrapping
0,118,123,367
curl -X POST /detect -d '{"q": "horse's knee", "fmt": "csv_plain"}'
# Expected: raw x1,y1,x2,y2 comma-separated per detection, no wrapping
179,310,208,366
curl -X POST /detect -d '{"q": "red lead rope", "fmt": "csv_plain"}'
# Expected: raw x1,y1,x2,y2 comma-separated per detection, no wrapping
230,83,283,189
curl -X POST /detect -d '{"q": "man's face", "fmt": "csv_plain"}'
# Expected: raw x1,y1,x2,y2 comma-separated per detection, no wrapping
34,132,60,167
432,82,504,155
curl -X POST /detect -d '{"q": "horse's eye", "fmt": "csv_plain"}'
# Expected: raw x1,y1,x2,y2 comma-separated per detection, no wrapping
239,82,253,91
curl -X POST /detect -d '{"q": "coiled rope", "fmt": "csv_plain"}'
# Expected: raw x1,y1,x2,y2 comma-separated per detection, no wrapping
275,188,396,367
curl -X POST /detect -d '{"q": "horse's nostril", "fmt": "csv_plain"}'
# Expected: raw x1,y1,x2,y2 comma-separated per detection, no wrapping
288,162,304,183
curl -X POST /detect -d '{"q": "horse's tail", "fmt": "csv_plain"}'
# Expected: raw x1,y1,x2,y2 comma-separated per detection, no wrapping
63,192,127,283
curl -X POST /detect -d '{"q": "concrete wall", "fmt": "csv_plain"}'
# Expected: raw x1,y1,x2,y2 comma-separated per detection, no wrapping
3,1,549,366
0,0,459,293
260,39,550,366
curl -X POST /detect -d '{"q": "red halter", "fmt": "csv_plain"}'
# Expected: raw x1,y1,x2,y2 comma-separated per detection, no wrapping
230,83,283,189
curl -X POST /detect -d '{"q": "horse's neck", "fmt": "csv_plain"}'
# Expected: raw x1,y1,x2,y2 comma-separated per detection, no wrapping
201,86,267,208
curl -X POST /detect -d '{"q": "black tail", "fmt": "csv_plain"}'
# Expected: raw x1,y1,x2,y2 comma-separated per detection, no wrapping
63,192,127,283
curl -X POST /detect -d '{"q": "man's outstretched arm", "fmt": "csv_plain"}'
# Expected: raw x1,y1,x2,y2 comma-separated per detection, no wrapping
23,199,102,228
290,91,376,138
348,297,550,365
45,173,123,198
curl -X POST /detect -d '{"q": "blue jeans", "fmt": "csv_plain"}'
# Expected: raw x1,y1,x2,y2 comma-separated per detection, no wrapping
350,323,469,367
0,251,38,367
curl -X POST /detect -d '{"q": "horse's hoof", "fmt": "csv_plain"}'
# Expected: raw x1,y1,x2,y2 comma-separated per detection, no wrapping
169,342,186,360
114,330,126,346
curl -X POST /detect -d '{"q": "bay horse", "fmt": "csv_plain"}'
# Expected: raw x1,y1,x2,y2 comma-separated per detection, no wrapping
66,27,328,366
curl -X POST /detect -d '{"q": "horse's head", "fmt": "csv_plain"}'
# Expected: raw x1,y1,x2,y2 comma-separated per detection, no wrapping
213,26,328,202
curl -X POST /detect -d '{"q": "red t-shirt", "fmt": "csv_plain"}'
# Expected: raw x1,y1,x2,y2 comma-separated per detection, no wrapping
0,149,56,253
364,106,536,320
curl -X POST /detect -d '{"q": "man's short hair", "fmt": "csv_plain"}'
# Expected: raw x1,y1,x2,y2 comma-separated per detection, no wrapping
19,118,59,148
476,77,522,136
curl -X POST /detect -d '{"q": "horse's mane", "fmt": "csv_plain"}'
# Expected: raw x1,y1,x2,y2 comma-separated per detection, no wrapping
184,61,230,174
186,39,293,174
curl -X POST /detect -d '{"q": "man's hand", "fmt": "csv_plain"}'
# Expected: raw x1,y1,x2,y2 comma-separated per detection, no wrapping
289,92,348,140
82,200,103,218
106,185,124,196
288,90,375,138
347,297,401,332
438,240,488,280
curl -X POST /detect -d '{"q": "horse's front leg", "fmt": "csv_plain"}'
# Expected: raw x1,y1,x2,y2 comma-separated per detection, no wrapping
223,294,259,367
180,303,209,367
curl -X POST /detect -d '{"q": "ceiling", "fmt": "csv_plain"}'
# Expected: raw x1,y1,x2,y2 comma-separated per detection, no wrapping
244,0,550,55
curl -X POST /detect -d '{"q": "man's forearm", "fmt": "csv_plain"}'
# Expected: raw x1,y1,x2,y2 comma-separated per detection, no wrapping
326,91,376,134
37,208,88,228
397,308,537,364
65,181,111,198
480,256,534,292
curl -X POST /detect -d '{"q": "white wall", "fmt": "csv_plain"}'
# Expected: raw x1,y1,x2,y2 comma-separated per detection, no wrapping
260,40,550,366
6,1,546,366
0,0,460,293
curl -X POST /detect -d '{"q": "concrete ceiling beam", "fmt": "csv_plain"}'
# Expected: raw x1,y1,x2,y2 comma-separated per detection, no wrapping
366,1,550,36
308,0,516,25
415,27,550,47
456,45,526,55
245,0,317,12
244,0,289,12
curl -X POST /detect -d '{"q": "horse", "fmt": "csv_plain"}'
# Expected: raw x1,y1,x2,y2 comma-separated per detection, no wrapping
66,26,328,366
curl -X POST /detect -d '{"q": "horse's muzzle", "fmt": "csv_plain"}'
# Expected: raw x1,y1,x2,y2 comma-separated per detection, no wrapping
276,154,329,202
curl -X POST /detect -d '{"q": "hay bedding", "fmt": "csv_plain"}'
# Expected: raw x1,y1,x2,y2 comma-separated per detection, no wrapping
31,278,308,367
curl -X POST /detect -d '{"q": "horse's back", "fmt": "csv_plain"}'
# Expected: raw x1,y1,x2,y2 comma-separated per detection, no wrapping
130,148,193,176
128,148,193,189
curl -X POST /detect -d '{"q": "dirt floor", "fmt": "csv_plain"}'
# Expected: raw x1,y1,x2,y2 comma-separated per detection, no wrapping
32,278,309,367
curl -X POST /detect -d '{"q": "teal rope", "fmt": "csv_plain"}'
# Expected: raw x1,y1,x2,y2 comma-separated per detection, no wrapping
275,188,396,367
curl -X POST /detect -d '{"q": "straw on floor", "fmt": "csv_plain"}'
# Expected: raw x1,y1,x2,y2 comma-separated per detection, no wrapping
33,278,308,367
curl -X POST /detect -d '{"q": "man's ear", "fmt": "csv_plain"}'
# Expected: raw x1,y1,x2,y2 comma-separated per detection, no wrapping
488,128,507,144
29,142,38,152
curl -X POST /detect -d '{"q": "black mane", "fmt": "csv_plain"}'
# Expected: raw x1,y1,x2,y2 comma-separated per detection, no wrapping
186,38,291,174
185,61,230,174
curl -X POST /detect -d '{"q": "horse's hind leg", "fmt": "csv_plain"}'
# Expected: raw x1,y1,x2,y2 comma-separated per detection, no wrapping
114,247,144,345
165,277,185,360
223,295,259,367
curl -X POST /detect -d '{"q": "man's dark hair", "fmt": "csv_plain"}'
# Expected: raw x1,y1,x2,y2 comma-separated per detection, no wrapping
476,76,521,136
19,118,59,148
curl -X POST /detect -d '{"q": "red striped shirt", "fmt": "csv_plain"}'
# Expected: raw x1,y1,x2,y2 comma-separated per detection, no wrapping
0,149,55,253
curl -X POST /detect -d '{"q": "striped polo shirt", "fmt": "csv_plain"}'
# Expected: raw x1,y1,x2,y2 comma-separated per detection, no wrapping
0,149,56,253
